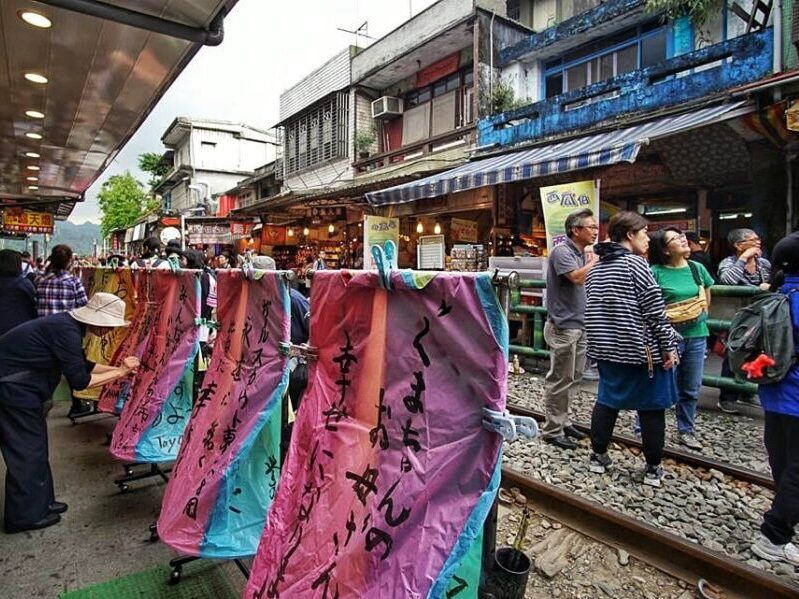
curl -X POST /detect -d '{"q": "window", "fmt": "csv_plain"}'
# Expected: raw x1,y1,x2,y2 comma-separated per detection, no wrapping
284,93,348,176
507,0,521,21
544,22,667,98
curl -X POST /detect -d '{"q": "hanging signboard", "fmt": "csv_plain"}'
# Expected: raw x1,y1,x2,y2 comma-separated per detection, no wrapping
364,215,399,269
230,220,255,240
187,222,231,245
1,209,54,234
261,225,286,246
450,218,478,243
539,180,600,251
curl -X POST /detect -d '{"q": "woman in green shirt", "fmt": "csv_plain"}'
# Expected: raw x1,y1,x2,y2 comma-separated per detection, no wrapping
649,228,714,451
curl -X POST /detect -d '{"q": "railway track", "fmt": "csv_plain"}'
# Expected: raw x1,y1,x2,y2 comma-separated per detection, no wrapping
506,402,774,490
500,466,797,599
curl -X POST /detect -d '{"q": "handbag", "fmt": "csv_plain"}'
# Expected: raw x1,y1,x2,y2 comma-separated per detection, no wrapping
664,261,707,326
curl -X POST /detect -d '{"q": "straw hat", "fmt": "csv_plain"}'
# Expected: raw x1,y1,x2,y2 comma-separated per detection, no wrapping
69,292,130,328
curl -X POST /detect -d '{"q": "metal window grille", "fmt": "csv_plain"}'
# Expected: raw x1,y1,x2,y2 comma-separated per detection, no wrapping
284,93,349,176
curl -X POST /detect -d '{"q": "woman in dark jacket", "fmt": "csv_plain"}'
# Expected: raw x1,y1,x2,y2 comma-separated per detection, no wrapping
751,232,799,566
0,250,36,337
585,211,680,487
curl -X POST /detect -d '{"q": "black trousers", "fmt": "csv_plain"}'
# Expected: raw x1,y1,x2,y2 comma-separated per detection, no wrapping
762,411,799,545
0,402,54,530
591,403,666,467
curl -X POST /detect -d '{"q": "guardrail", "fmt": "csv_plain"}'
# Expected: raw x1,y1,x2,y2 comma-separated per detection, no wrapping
497,276,761,394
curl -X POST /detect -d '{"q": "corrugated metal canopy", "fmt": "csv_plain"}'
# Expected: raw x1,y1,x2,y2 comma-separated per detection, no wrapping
0,0,237,218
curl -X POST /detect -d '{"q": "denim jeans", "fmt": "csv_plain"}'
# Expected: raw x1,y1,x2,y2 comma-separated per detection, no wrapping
675,337,706,433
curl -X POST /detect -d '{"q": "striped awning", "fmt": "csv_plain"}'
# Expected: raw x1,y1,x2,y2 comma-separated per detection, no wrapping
366,102,751,207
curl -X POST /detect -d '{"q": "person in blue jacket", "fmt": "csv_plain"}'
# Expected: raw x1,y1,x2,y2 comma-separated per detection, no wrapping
751,232,799,566
0,250,36,337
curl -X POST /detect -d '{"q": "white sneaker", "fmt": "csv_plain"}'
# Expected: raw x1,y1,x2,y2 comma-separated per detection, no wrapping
643,465,664,488
677,432,703,451
582,366,600,381
752,534,799,566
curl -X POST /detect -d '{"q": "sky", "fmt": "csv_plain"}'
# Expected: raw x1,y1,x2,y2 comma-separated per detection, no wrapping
69,0,440,224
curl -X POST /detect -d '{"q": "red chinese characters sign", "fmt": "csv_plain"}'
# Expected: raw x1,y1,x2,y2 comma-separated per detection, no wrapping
2,209,54,234
230,220,255,239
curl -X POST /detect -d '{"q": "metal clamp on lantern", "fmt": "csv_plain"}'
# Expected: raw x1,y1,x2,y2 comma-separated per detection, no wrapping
481,407,538,442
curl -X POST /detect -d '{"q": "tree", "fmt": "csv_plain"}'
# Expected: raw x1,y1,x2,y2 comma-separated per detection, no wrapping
138,152,170,189
97,172,159,238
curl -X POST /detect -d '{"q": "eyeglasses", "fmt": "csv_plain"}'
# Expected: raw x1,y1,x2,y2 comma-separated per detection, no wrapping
666,233,686,245
577,225,599,230
742,236,760,243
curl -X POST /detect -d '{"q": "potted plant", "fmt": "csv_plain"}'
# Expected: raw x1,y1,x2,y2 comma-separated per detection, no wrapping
355,126,376,160
646,0,724,50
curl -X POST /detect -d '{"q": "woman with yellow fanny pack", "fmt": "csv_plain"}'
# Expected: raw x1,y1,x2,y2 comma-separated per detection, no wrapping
649,228,714,451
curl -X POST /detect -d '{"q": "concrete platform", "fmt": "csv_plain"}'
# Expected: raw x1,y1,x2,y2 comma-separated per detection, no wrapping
0,402,246,598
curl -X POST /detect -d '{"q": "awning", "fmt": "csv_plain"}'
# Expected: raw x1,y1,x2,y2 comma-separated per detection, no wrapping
366,102,752,207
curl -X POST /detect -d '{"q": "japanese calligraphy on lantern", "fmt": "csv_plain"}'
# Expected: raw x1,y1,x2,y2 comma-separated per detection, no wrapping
109,271,200,462
245,270,507,599
539,179,600,251
1,209,54,234
157,270,291,559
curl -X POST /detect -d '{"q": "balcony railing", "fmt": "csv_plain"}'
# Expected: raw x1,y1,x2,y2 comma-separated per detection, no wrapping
479,29,773,149
353,126,476,174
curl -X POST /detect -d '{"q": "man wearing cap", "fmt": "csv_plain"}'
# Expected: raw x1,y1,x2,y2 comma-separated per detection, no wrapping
0,292,139,534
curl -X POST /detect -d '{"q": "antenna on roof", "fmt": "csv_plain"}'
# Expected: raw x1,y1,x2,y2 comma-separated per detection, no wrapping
336,21,374,46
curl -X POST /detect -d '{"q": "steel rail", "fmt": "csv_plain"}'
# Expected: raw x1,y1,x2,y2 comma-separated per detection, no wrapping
501,467,797,599
506,402,775,490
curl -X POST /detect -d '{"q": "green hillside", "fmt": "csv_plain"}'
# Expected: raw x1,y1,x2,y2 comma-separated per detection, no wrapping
1,221,102,257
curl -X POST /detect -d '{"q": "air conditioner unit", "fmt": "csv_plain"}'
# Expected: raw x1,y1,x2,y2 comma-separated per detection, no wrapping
371,96,404,120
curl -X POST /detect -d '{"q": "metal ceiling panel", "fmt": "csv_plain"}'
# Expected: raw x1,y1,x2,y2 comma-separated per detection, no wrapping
0,0,237,218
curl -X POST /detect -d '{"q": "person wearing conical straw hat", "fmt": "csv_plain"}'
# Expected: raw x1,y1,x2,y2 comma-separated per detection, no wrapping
0,292,140,534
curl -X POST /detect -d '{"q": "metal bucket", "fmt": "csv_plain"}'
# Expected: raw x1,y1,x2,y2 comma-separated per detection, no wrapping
486,547,532,599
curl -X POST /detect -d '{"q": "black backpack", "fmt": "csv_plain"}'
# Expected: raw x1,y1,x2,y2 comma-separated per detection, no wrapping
727,291,796,384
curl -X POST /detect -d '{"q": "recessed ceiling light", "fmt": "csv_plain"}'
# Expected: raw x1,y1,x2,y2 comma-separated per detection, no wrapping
24,152,40,158
19,11,52,29
27,165,40,171
26,176,38,181
28,185,39,190
25,110,45,119
25,132,42,139
24,73,48,84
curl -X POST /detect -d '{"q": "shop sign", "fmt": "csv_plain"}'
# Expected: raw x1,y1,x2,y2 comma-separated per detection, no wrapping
363,215,399,269
450,218,478,243
647,220,696,232
1,209,54,234
539,180,600,251
187,223,231,245
261,225,286,246
161,217,180,227
230,220,255,240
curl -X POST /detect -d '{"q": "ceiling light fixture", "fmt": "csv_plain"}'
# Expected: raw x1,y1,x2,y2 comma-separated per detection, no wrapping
24,151,40,158
416,222,424,234
25,132,42,139
328,223,335,234
24,73,48,84
26,176,38,181
27,165,40,171
28,185,38,190
19,11,52,29
434,223,442,235
25,110,45,119
287,228,294,237
303,227,310,236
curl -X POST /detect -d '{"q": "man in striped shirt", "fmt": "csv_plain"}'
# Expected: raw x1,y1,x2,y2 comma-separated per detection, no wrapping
541,209,598,450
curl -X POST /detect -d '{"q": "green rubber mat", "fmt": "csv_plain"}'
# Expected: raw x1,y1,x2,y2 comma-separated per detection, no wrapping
58,562,239,599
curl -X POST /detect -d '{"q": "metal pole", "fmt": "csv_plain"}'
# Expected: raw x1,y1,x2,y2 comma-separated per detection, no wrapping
181,214,186,251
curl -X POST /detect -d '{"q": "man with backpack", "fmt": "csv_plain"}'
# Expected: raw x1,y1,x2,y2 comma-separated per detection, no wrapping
745,232,799,566
716,228,771,413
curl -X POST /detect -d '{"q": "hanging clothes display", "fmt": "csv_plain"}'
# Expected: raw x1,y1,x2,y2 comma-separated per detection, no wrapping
109,270,200,463
245,270,508,599
157,269,291,559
